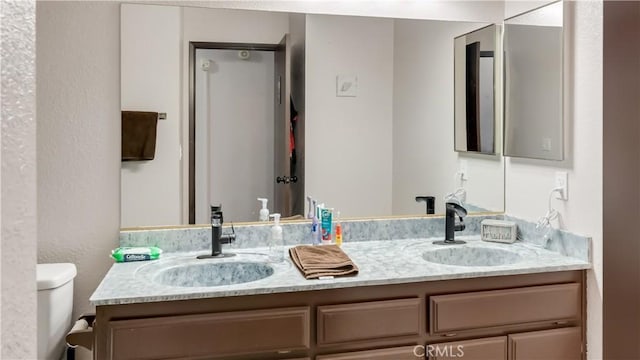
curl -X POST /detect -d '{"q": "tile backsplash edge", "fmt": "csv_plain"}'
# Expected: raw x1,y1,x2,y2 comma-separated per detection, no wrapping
120,214,591,263
119,214,501,252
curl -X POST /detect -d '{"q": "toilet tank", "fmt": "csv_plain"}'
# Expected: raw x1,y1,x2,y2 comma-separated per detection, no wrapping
37,263,77,360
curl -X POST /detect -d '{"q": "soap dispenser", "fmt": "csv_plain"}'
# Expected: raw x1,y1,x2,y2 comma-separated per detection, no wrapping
268,213,284,262
257,198,269,221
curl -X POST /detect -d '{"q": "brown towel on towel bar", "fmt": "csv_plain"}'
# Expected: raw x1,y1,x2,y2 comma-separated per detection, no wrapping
121,111,158,161
289,245,359,279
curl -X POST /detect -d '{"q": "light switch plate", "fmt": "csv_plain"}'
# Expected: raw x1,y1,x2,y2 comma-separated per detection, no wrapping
336,75,357,97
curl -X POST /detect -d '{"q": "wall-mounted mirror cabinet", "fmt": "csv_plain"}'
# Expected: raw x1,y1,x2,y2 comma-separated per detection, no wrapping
454,24,499,155
504,1,564,160
120,4,506,227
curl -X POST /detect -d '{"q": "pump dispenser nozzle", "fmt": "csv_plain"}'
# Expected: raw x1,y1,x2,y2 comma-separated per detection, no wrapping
269,213,281,225
268,213,284,262
257,198,269,221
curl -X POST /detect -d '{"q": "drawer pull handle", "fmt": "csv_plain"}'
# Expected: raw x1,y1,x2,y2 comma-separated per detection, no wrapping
554,321,569,325
277,350,292,354
442,333,457,337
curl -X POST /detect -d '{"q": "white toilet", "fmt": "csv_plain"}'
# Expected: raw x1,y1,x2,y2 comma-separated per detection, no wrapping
37,263,77,360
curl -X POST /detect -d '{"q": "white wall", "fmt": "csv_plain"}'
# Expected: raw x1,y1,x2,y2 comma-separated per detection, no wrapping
1,0,37,357
393,19,504,215
36,1,121,319
120,4,182,227
195,49,275,223
305,15,394,217
504,1,603,359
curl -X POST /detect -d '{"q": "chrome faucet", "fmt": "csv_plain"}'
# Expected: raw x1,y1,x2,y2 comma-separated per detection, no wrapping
197,205,236,259
433,202,467,245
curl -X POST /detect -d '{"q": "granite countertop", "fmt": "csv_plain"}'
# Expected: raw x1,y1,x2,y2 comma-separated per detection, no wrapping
90,236,590,306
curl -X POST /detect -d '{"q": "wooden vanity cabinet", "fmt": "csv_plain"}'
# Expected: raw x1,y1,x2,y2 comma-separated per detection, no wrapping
93,271,586,360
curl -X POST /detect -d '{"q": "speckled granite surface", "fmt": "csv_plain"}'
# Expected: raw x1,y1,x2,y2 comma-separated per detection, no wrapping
91,236,590,306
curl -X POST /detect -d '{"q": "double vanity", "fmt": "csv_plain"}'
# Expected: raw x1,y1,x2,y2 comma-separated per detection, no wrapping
91,216,590,360
103,1,588,359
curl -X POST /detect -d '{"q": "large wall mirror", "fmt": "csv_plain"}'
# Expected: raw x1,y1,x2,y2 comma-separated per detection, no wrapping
120,4,506,227
454,24,499,155
504,1,564,160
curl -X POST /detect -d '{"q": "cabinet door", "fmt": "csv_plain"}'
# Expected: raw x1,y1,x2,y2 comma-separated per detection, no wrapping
107,307,310,359
509,327,582,360
430,283,580,334
429,336,507,360
317,298,422,345
316,345,424,360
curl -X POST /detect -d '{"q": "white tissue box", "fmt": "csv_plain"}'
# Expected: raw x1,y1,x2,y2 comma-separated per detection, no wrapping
481,219,517,243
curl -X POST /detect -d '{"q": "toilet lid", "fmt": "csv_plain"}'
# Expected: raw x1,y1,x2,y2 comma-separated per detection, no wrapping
37,263,77,290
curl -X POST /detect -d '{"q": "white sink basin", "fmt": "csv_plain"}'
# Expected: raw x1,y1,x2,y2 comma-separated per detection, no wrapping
422,247,522,267
152,261,274,287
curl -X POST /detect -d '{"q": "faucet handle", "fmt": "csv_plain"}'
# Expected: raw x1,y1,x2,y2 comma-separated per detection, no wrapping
224,223,237,246
447,202,467,219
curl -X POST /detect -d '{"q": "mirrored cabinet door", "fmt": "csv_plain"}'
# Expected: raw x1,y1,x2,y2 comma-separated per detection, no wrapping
503,1,564,161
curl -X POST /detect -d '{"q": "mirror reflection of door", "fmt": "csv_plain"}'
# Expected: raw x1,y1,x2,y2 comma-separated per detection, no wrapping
465,42,495,153
454,24,497,155
193,43,294,224
465,41,481,151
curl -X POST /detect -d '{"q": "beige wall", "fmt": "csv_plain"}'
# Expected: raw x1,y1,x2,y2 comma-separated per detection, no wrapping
36,1,121,318
1,0,37,358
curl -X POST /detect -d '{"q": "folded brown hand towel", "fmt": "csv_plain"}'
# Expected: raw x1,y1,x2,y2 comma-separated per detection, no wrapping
122,111,158,161
289,245,359,279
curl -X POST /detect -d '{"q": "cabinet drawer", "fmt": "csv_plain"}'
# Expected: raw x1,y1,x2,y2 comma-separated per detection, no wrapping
428,336,507,360
107,306,310,359
317,345,424,360
317,298,422,345
430,283,580,334
509,327,582,360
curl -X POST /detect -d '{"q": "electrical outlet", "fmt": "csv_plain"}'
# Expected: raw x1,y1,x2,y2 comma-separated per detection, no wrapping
554,171,568,200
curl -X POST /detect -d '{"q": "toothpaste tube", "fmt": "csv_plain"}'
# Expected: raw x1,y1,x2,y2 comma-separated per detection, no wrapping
111,246,163,263
321,208,333,244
